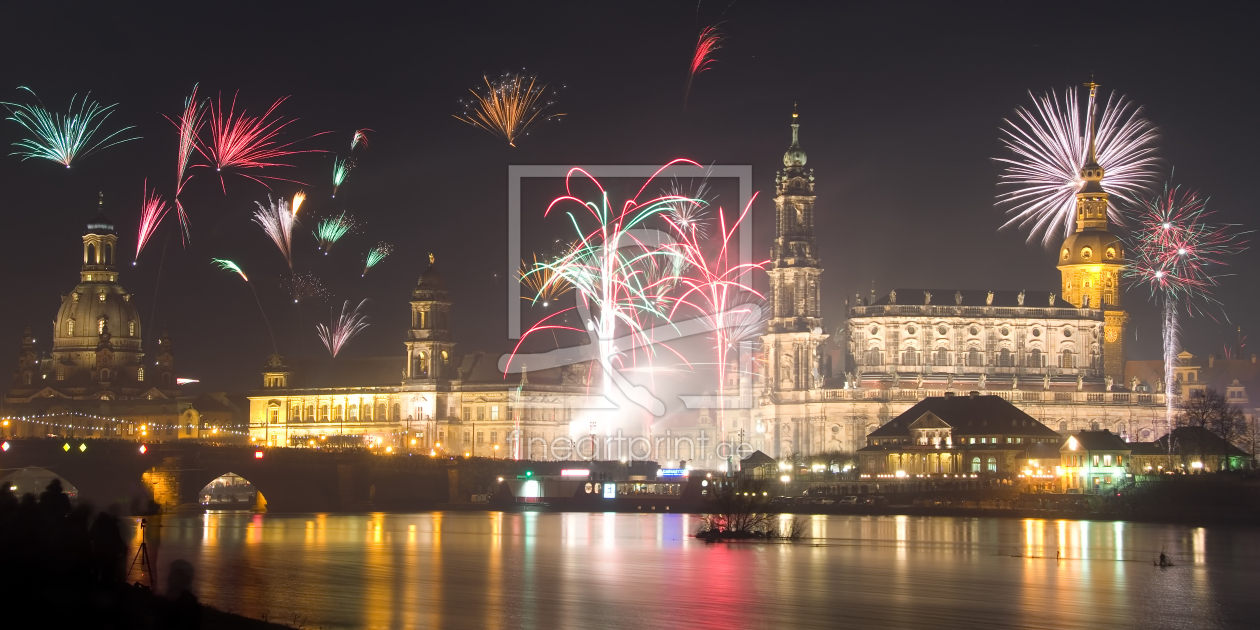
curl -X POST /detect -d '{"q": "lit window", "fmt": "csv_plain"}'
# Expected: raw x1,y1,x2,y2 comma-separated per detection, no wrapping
137,367,145,382
99,293,106,302
98,319,105,334
67,319,75,336
491,406,500,421
129,321,136,336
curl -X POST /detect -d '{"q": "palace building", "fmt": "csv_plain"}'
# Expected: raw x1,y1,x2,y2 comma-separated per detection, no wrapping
244,106,1253,463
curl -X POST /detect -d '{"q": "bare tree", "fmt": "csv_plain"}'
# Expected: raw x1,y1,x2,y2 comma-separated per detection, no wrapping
1175,388,1246,469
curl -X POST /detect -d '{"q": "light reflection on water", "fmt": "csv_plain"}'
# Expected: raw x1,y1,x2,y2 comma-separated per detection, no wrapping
132,513,1260,629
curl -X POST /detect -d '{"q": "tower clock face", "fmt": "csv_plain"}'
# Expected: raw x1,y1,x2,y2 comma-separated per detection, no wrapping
1105,328,1119,343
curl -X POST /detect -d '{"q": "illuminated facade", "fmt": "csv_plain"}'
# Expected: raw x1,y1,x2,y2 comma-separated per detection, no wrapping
1059,430,1131,494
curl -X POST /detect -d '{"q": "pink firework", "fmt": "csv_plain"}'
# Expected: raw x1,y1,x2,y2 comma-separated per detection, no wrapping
350,128,373,150
317,299,370,358
134,180,170,262
685,26,723,109
196,92,327,192
166,84,205,243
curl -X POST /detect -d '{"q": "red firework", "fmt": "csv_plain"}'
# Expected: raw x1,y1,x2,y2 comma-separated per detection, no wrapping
134,180,170,262
685,25,723,109
165,84,205,243
196,92,328,191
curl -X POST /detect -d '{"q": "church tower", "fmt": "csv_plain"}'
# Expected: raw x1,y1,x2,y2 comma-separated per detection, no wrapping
763,109,828,393
1057,82,1127,382
406,254,455,381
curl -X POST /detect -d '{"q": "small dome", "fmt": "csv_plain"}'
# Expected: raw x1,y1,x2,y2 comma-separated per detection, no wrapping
1059,231,1124,267
416,264,445,291
783,122,807,167
53,280,143,353
86,192,116,235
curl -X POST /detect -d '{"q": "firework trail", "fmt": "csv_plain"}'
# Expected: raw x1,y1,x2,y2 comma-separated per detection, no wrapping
362,242,393,276
135,180,170,263
291,190,306,216
197,92,327,192
350,128,373,150
1,87,139,167
1125,182,1248,437
684,26,723,110
662,174,713,239
165,84,205,243
455,72,564,147
314,212,357,254
212,258,278,354
317,299,370,358
519,253,575,307
331,155,353,197
996,83,1159,247
252,195,296,271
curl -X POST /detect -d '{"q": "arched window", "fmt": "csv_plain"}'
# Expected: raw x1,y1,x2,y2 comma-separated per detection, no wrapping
1090,421,1099,430
377,404,387,421
935,348,950,366
415,351,430,378
901,348,918,366
104,243,112,265
971,457,981,472
441,350,449,363
320,405,329,421
128,320,136,336
334,405,343,422
348,405,358,421
67,319,75,336
1060,350,1075,368
998,348,1012,367
362,404,372,421
987,457,997,473
23,372,31,385
291,405,300,421
1028,348,1042,368
137,367,145,382
393,403,401,421
87,243,96,264
1059,421,1067,432
100,368,110,381
967,348,981,367
865,348,882,366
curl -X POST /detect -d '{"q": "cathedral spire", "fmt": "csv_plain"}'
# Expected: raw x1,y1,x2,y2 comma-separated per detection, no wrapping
1077,80,1106,198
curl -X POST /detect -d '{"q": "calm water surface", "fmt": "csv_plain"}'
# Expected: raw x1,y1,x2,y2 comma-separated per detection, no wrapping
131,512,1260,629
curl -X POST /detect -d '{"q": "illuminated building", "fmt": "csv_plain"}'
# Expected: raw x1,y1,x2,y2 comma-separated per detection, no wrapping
856,392,1062,477
3,195,204,441
1059,430,1131,494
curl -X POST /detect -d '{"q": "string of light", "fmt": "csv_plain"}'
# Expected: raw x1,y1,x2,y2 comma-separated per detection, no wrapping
1,412,248,436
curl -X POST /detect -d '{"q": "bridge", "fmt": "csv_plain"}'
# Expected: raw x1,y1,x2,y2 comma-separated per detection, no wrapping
0,438,580,513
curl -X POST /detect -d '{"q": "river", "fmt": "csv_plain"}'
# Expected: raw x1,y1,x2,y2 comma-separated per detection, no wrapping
129,512,1259,629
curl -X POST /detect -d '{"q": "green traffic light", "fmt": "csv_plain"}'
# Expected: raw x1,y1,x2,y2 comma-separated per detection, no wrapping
525,471,532,477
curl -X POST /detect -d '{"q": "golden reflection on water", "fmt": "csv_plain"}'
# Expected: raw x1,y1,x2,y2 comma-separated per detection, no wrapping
139,512,1254,630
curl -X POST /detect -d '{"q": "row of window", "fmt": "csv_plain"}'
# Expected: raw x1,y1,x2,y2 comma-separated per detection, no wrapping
64,319,138,337
85,242,115,266
870,348,1078,368
271,403,403,423
1066,454,1123,467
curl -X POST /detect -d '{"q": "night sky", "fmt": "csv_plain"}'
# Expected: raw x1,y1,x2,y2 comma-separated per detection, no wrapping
1,1,1256,394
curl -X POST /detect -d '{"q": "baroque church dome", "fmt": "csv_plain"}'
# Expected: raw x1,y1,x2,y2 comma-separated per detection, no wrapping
52,205,143,355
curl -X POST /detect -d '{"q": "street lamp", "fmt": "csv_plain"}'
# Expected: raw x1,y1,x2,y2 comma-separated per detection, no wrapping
494,444,500,459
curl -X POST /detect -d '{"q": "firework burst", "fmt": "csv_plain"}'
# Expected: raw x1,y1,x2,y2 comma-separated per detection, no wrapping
662,175,713,239
291,190,306,216
285,272,329,304
1,87,139,167
455,72,564,147
317,299,370,358
331,155,353,197
135,180,170,263
197,92,327,191
350,128,372,150
685,26,723,109
252,195,296,271
166,84,205,243
1125,182,1248,437
362,242,393,276
314,212,357,254
996,83,1159,247
519,253,574,307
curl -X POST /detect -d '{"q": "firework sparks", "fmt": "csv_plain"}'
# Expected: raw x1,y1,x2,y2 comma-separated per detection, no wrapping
1125,182,1249,438
662,174,713,239
519,253,574,307
317,299,370,358
197,92,327,191
291,190,306,216
685,26,723,109
362,242,393,276
455,72,564,147
166,84,205,243
1,87,139,167
350,128,373,150
314,212,357,254
135,180,170,263
252,195,296,271
285,272,329,304
331,155,353,197
996,83,1159,247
